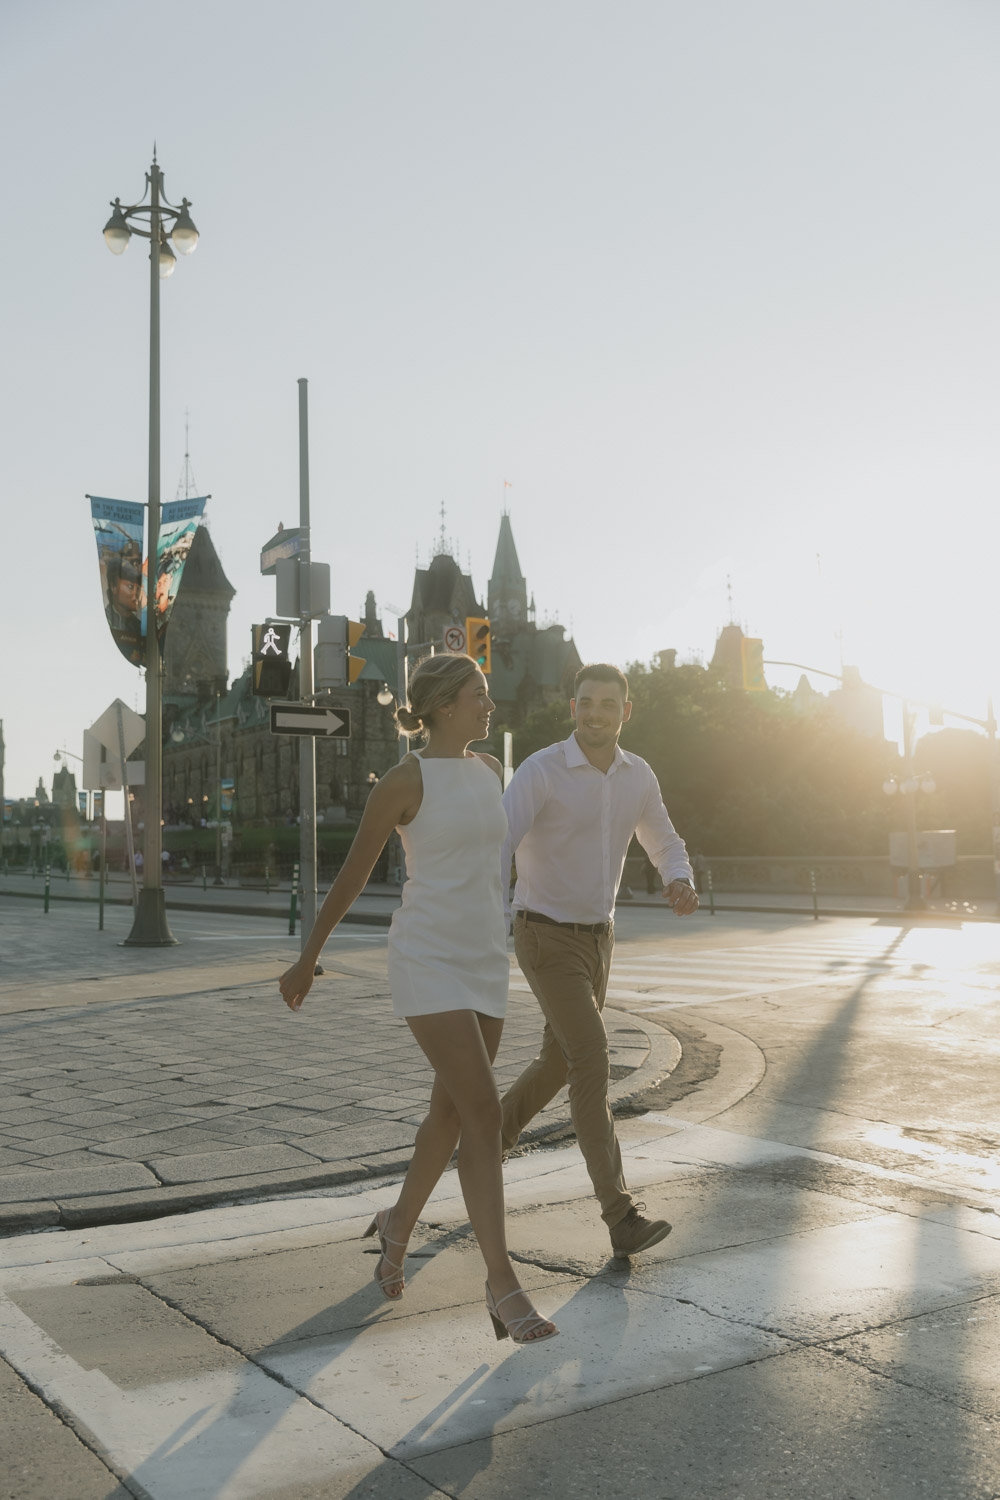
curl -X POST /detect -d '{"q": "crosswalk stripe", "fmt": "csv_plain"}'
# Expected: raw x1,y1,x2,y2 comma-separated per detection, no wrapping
508,930,980,1013
610,959,893,979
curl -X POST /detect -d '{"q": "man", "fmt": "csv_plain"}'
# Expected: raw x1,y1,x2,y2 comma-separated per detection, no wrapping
500,663,699,1257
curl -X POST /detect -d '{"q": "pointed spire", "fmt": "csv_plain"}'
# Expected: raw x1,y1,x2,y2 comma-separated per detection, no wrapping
488,512,528,628
490,513,525,589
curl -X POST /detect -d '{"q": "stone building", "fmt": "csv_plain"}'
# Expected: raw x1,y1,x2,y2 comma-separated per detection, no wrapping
162,525,236,699
407,514,581,726
159,512,581,840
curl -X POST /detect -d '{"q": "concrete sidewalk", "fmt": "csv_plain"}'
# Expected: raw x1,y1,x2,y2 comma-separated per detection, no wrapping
2,1111,998,1499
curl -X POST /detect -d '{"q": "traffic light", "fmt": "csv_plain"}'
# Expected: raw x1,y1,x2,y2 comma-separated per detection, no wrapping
465,617,491,674
251,623,293,698
314,615,366,689
740,636,765,692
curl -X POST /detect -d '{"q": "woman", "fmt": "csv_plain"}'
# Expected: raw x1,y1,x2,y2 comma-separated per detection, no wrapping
279,653,557,1346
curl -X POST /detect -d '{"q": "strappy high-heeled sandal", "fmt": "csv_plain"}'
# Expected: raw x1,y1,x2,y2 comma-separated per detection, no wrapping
485,1282,559,1344
363,1210,408,1300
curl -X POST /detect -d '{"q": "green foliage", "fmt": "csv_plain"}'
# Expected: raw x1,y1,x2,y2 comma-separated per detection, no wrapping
619,662,901,854
499,701,575,768
912,728,991,854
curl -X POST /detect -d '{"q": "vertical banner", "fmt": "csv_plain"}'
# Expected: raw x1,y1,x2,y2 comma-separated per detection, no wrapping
89,497,146,666
156,497,207,634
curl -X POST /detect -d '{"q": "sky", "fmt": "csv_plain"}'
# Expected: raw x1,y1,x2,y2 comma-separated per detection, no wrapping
2,0,999,800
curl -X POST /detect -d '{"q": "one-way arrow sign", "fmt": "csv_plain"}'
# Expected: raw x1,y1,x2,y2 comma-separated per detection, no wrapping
270,704,352,738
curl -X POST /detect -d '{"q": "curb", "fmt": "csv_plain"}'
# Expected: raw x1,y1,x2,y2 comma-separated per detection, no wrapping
0,1007,681,1237
0,887,395,928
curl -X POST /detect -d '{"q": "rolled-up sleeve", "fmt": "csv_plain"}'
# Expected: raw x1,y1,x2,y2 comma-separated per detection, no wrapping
635,766,693,888
500,758,549,923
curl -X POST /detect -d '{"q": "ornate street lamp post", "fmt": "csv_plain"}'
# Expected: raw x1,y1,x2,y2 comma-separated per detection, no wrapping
103,153,199,945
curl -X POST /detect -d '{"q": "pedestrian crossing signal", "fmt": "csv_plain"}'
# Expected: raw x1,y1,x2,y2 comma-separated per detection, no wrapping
252,623,293,698
465,617,491,674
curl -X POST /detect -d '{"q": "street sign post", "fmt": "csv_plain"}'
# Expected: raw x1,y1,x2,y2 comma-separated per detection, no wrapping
85,699,147,913
270,704,352,738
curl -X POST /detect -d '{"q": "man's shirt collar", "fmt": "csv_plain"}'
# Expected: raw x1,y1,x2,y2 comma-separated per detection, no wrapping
564,732,631,774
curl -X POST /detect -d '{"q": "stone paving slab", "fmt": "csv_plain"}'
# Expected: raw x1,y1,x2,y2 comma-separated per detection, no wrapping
0,959,676,1231
0,1163,156,1205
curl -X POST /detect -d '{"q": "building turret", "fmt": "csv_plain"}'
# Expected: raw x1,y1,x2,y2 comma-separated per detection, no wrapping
487,513,528,631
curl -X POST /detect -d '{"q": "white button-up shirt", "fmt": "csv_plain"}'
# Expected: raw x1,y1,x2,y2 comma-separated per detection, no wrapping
501,732,694,924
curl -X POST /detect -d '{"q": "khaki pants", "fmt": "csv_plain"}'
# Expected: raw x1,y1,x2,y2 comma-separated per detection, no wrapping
501,912,633,1228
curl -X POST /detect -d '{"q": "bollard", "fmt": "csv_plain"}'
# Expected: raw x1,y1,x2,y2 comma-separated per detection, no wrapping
810,868,819,921
265,865,270,895
288,861,300,935
706,868,715,916
44,865,51,914
202,864,207,892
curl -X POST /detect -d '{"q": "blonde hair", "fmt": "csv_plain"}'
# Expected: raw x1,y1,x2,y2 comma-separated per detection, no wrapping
396,653,480,737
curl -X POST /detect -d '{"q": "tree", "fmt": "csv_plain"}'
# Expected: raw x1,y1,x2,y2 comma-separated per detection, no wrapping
620,661,900,855
912,728,991,853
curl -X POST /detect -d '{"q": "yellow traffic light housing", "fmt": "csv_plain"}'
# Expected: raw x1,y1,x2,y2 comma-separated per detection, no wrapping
465,617,491,674
347,619,366,683
314,617,367,689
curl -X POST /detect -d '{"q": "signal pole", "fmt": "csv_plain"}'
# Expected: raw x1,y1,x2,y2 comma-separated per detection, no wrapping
297,378,317,946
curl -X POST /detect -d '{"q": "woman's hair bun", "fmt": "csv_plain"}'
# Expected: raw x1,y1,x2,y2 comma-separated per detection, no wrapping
395,704,424,735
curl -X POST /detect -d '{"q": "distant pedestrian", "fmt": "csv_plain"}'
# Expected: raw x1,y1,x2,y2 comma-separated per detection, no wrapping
500,663,699,1259
279,654,557,1345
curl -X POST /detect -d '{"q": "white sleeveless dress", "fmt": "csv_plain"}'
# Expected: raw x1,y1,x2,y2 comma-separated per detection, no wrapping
387,751,510,1019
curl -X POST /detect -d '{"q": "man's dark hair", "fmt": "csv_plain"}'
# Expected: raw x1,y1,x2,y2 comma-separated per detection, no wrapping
574,663,629,700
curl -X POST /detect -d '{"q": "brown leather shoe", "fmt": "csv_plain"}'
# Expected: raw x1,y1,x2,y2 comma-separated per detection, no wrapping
609,1204,672,1258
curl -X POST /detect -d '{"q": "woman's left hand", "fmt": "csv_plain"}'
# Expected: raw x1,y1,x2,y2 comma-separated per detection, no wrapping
280,956,316,1011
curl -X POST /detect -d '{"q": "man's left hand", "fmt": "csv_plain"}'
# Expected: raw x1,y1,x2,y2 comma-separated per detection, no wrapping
665,880,699,916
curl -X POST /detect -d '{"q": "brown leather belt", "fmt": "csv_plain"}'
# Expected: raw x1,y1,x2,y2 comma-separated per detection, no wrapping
521,910,612,936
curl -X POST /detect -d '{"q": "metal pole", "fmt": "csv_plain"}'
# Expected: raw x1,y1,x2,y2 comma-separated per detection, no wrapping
390,614,410,885
98,810,107,931
901,701,926,912
987,697,1000,915
125,157,176,945
706,868,715,915
297,379,317,949
810,868,819,921
396,614,409,764
213,690,224,884
289,860,300,935
116,704,139,908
